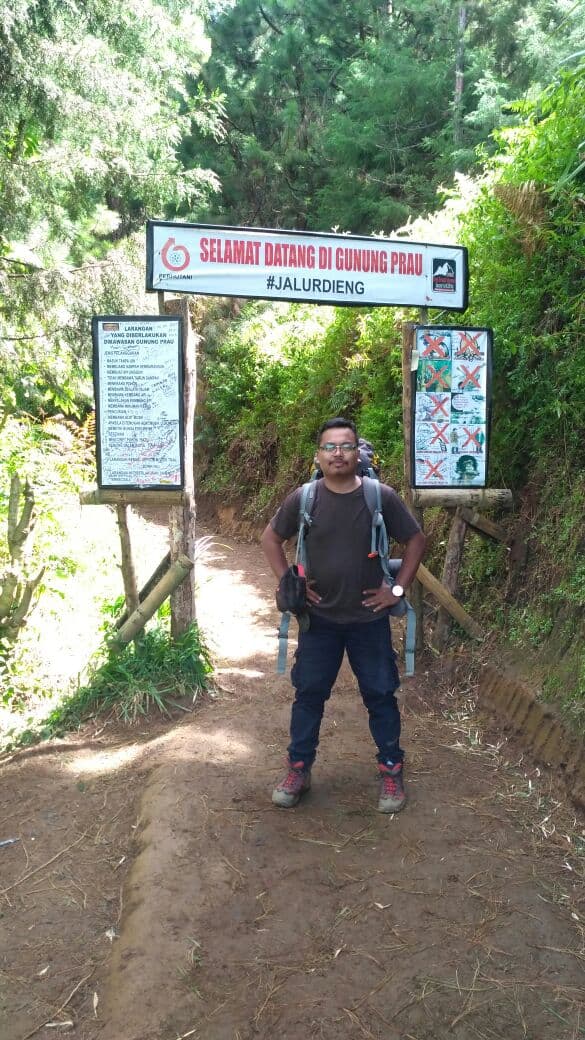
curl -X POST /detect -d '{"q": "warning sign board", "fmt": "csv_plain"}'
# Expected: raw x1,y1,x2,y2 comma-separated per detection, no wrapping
92,315,184,490
412,326,492,489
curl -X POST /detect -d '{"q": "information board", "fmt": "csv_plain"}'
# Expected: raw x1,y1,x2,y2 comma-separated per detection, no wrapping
92,315,184,490
411,326,492,489
146,220,468,311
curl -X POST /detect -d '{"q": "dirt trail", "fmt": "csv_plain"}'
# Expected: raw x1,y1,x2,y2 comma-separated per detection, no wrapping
1,527,584,1040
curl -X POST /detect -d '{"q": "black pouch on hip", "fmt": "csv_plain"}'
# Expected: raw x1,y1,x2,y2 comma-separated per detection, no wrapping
276,564,307,615
276,565,310,634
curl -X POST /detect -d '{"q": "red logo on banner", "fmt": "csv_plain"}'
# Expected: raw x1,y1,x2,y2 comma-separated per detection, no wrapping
161,238,190,271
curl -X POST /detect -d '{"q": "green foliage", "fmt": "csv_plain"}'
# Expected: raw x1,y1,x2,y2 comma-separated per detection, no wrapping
59,621,212,725
5,621,212,748
0,415,94,712
458,60,585,484
0,0,217,253
0,235,159,423
458,538,508,608
199,300,404,514
506,604,555,647
187,0,585,232
0,416,88,562
0,0,221,427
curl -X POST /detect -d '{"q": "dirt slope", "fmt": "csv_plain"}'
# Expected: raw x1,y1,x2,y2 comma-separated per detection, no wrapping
1,530,584,1040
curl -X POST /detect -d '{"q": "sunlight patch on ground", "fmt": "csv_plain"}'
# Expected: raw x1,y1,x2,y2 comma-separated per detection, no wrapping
170,727,253,762
215,667,266,679
64,722,254,776
196,563,278,664
66,742,144,775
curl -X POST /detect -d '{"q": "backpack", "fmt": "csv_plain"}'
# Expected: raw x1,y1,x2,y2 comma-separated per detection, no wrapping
276,443,416,676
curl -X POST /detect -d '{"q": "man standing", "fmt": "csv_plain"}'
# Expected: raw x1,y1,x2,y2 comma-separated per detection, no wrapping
261,418,426,813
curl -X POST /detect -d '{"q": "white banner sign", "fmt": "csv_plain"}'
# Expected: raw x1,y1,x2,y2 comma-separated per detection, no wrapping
146,222,468,311
92,315,184,489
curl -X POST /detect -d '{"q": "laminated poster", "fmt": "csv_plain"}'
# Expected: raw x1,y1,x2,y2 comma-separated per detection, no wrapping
412,327,492,489
92,315,184,490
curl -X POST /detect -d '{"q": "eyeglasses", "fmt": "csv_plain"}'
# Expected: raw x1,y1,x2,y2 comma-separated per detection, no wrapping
319,442,358,453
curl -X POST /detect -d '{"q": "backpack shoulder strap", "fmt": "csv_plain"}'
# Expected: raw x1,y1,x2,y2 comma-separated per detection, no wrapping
362,476,391,580
361,473,380,516
296,479,318,569
364,479,417,675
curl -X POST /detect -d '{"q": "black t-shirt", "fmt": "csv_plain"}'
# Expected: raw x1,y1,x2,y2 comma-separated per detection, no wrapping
271,479,421,624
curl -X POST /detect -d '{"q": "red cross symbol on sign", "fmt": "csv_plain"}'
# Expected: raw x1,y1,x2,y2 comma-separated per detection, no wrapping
421,334,449,358
430,422,449,446
462,427,481,449
425,363,450,390
459,364,482,389
429,394,449,418
423,458,447,481
457,332,483,358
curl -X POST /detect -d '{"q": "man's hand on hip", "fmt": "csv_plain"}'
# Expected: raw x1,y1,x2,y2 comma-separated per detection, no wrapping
362,583,400,612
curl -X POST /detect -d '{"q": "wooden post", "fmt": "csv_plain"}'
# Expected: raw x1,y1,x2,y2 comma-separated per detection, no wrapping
115,504,139,616
401,321,424,650
459,508,509,543
114,552,171,630
416,563,483,640
413,488,513,509
159,294,198,639
432,507,468,650
80,489,185,507
111,555,194,647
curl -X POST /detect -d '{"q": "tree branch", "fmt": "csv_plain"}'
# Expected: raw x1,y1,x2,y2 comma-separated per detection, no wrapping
259,5,283,35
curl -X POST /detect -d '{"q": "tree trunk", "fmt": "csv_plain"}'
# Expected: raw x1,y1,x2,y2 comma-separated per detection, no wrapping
453,4,467,150
0,474,44,648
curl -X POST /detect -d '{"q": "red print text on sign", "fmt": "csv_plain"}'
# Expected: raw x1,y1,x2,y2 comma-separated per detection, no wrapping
389,251,423,276
199,238,262,265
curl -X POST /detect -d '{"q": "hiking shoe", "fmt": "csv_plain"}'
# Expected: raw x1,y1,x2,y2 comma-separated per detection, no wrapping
272,760,311,808
377,762,407,813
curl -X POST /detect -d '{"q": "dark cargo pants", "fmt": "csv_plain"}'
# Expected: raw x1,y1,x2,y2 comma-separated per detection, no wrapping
288,613,403,768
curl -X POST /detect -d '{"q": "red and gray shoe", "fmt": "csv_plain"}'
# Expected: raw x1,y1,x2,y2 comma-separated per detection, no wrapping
272,760,311,808
377,762,407,813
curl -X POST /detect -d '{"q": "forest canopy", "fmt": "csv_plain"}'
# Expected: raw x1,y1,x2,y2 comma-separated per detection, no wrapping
1,0,584,732
184,0,585,232
2,0,583,424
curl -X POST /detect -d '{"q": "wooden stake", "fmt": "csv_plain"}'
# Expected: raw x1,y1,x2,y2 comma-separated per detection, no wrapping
159,295,198,639
114,552,171,630
433,507,468,650
111,555,194,647
460,508,509,543
115,504,139,616
416,562,483,640
401,321,424,650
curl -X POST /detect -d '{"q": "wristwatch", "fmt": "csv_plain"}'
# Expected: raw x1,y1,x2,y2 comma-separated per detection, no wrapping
391,584,404,598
